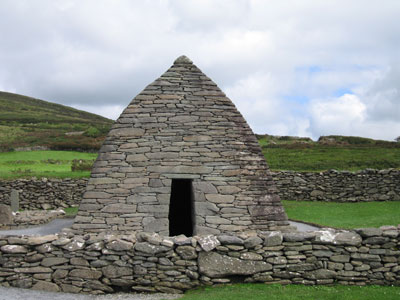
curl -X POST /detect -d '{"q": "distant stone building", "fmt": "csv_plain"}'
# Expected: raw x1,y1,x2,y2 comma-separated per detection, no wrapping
72,56,289,236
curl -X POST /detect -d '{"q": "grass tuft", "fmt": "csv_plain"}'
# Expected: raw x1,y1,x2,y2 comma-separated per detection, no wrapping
64,206,79,217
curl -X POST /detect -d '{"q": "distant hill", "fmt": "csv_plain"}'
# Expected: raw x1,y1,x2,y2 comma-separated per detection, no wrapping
257,133,399,171
256,133,399,147
0,91,114,152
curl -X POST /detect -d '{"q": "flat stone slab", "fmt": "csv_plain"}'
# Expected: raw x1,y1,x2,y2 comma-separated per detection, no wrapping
289,221,320,232
0,204,13,225
198,251,272,278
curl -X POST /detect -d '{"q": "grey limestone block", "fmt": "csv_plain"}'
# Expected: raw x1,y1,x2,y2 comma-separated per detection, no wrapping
0,204,13,225
261,231,283,246
10,189,19,212
198,251,272,278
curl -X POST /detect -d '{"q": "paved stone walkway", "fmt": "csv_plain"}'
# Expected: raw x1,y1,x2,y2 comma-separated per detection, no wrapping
0,286,182,300
0,219,321,236
289,220,320,231
0,218,75,235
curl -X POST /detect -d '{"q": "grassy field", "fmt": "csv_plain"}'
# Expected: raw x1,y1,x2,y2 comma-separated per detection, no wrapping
0,151,96,179
263,145,400,171
257,133,400,172
0,91,113,152
1,145,399,178
180,284,400,300
283,200,400,229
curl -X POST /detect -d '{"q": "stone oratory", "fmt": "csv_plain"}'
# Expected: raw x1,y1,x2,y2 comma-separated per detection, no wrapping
73,56,289,236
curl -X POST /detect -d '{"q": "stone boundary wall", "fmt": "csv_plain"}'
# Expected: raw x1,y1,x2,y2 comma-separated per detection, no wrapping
0,178,88,210
1,169,399,210
272,169,400,202
0,227,399,294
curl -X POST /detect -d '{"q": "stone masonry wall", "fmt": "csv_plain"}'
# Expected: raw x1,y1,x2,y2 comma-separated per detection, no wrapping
272,169,400,202
1,169,399,212
0,178,87,209
0,228,399,294
74,56,288,236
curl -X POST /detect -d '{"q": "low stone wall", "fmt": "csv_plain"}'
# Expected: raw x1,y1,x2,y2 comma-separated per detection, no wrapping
0,178,87,209
272,169,400,202
1,169,399,210
0,227,399,294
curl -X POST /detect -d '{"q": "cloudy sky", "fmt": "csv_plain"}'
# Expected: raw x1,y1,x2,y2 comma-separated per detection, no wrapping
1,0,399,141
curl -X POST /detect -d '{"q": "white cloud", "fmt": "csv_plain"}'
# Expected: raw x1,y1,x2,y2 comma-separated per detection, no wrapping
309,94,366,137
364,65,400,123
225,72,310,136
309,91,400,141
0,1,399,140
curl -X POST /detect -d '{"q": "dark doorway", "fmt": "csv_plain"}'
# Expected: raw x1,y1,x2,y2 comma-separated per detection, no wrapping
168,179,194,236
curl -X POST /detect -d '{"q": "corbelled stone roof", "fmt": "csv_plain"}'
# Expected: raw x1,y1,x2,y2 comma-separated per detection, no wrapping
73,55,289,235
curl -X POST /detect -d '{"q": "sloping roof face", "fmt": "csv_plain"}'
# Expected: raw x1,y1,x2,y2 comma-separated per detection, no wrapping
73,56,288,236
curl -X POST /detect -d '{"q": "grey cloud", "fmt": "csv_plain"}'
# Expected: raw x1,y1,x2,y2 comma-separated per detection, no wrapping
0,1,400,139
365,65,400,122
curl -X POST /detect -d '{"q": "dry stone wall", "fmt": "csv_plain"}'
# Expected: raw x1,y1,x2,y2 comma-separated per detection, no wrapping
0,178,87,209
0,169,399,212
1,169,399,213
0,228,399,294
272,169,400,202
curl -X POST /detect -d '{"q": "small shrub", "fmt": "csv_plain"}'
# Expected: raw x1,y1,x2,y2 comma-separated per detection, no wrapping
11,168,33,175
51,141,102,152
64,206,79,216
0,145,15,152
71,159,94,171
84,126,101,138
41,159,62,165
97,124,112,135
278,136,292,141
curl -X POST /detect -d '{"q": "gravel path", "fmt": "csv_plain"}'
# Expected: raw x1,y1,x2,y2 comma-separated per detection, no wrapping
0,286,182,300
0,218,75,236
0,219,322,237
289,220,321,231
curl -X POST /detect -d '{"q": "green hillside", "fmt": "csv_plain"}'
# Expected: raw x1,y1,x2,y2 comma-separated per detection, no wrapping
258,134,400,171
0,91,114,152
0,90,398,173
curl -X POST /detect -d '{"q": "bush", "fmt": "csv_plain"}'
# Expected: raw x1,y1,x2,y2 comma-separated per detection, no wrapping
50,140,102,152
84,126,101,138
71,159,94,171
0,145,15,152
278,136,292,141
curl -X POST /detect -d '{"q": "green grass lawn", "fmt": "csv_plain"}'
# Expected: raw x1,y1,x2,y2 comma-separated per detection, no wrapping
180,284,400,300
0,150,96,179
283,200,400,229
263,145,400,172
